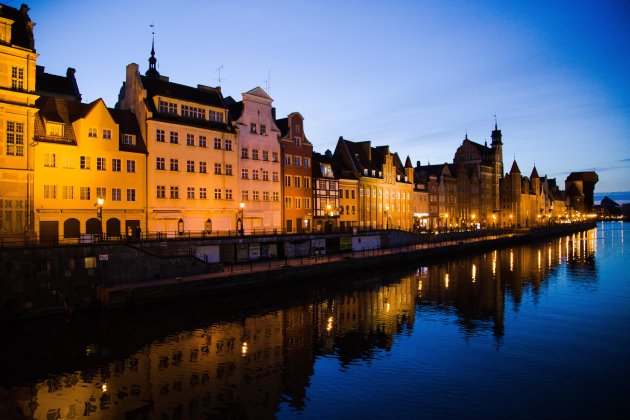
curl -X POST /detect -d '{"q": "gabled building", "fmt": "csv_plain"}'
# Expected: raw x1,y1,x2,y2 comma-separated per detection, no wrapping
334,137,413,230
33,95,147,241
414,163,456,229
277,112,313,233
226,87,282,233
411,160,429,231
117,44,238,236
0,4,38,238
312,151,339,232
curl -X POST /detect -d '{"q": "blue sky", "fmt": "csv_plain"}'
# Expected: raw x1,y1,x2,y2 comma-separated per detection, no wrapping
24,0,630,193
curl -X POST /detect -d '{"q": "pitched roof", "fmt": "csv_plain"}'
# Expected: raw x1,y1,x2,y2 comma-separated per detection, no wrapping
35,66,82,101
0,3,35,51
109,108,148,154
275,117,289,137
510,160,521,174
245,86,272,100
530,166,539,179
600,196,620,208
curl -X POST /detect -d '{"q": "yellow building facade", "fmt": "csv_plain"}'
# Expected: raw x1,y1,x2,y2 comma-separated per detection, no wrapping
33,96,147,241
118,58,239,236
0,4,38,239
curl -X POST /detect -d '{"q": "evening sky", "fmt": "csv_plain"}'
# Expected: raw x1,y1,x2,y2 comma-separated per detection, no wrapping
23,0,630,193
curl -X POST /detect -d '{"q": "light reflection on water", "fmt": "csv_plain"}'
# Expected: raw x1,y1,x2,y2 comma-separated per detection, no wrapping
3,222,629,419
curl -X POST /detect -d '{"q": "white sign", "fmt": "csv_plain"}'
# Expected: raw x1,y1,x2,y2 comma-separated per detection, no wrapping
99,254,109,261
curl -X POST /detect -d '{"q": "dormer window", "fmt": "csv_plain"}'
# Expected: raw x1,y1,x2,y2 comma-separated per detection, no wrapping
250,123,257,133
123,134,135,145
209,110,224,122
158,100,178,115
46,122,64,137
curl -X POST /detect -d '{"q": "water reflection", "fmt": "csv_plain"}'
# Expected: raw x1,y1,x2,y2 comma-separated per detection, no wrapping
6,228,599,419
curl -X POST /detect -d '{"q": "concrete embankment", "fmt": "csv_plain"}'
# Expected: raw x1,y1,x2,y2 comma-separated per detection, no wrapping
0,222,595,319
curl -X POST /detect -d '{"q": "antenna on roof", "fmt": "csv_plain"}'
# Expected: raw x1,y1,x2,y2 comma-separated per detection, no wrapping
214,65,224,87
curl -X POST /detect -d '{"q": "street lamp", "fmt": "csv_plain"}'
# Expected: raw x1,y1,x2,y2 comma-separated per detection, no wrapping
509,213,513,228
385,204,389,230
492,214,497,229
95,197,104,239
237,202,245,236
471,213,476,230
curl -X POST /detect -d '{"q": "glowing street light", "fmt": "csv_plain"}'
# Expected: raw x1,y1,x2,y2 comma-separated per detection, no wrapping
237,202,245,236
385,204,390,230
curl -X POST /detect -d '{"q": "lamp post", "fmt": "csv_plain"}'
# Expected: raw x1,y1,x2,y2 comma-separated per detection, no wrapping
237,202,245,236
492,214,496,229
95,197,104,240
509,213,513,229
385,204,389,230
445,213,449,232
471,213,476,230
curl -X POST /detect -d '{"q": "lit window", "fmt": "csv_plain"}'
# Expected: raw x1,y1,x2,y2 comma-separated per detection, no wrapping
80,187,91,201
63,186,74,199
44,185,57,199
47,123,64,137
97,157,106,171
80,156,91,170
250,123,257,133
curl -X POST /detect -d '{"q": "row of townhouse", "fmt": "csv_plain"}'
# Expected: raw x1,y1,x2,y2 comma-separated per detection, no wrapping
0,4,597,241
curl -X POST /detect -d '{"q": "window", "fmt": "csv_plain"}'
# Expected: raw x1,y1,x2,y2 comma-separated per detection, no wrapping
225,189,233,200
96,187,106,200
241,148,249,159
214,163,222,174
225,164,233,175
294,176,301,188
187,134,195,146
170,159,179,171
304,198,311,209
260,124,266,135
303,157,310,168
158,100,177,114
252,169,259,180
170,131,178,144
250,123,257,133
170,186,179,199
293,156,301,166
241,169,249,179
112,188,121,201
200,188,207,199
88,128,97,138
346,189,349,199
273,192,279,202
225,139,232,151
103,129,112,140
209,110,224,122
285,176,291,187
242,190,249,201
97,157,106,171
285,197,292,208
80,156,91,170
63,186,74,200
187,187,195,199
199,136,207,147
262,170,269,181
272,152,279,162
295,125,301,134
351,190,355,199
352,205,356,214
123,134,134,145
181,105,205,119
157,185,166,198
46,122,64,137
263,191,269,201
262,150,269,161
11,66,24,90
127,189,136,202
285,155,291,165
44,185,57,199
156,129,165,142
294,136,301,147
295,198,301,209
252,149,259,160
156,157,165,170
127,160,136,173
253,191,260,201
304,177,310,189
199,161,207,173
214,138,221,149
272,171,279,182
112,158,121,172
187,160,195,173
6,121,24,156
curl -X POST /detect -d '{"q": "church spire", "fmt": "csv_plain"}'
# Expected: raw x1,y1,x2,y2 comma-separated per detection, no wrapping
146,23,160,79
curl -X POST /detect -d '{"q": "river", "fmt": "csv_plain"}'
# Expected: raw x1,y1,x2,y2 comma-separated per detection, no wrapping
1,222,628,419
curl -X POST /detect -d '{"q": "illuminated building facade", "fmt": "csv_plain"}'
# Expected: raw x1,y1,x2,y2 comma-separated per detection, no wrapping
33,95,147,240
226,88,282,233
333,137,413,230
0,4,37,239
277,112,313,233
414,163,457,229
338,177,359,231
117,47,238,235
312,151,339,232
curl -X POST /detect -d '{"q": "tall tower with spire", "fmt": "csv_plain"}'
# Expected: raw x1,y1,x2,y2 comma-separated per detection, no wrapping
491,119,503,212
145,30,159,79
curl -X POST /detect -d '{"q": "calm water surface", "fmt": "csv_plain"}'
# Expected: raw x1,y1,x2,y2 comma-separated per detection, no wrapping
2,222,629,419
